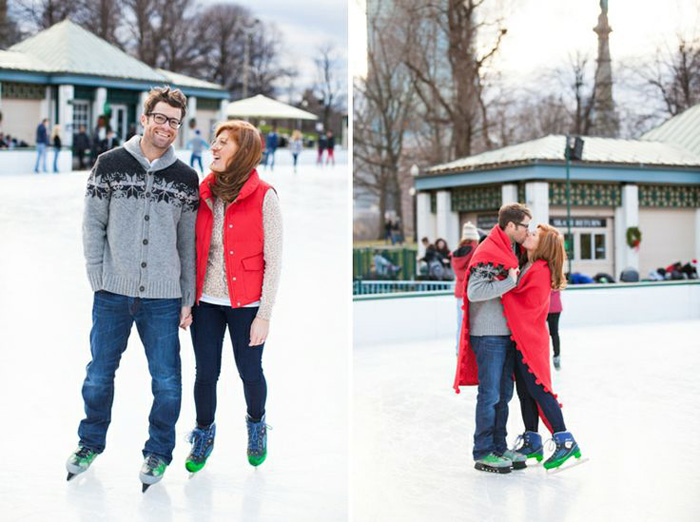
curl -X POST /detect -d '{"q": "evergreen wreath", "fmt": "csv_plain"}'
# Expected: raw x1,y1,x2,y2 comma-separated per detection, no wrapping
626,226,642,249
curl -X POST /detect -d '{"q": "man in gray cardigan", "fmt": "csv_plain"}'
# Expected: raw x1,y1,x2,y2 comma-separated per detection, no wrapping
468,203,531,473
66,87,199,491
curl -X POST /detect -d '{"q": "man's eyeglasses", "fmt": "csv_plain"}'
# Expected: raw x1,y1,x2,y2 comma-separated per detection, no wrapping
514,222,530,229
147,113,182,129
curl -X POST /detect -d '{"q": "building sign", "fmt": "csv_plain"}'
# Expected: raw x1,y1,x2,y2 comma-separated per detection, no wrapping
477,214,499,230
550,217,607,228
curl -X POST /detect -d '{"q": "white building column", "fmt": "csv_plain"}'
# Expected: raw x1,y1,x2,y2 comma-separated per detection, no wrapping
614,184,639,277
695,209,700,267
138,91,149,134
40,86,51,124
501,183,518,205
436,190,459,248
416,192,435,257
184,96,197,148
92,87,107,130
57,85,74,147
218,99,228,123
525,181,550,228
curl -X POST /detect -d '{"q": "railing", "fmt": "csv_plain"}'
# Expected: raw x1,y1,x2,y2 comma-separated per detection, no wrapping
353,247,418,280
353,279,455,295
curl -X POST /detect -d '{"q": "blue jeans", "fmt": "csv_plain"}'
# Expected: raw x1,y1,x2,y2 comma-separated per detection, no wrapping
34,143,47,172
471,335,515,460
190,153,203,172
78,291,182,464
53,147,60,172
190,302,266,425
455,299,463,355
265,149,276,169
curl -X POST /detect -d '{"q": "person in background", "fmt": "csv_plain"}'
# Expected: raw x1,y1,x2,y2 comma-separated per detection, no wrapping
74,125,91,169
450,222,480,355
325,130,335,166
435,238,454,279
548,290,562,370
101,129,120,152
290,130,303,173
51,125,62,173
316,132,326,165
187,129,209,173
264,127,278,170
34,118,49,173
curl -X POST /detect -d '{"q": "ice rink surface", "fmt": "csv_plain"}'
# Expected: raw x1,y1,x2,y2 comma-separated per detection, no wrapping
354,319,700,522
0,151,349,521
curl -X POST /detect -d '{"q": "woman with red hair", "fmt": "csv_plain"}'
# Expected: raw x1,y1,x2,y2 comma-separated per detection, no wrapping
186,120,282,473
506,224,582,470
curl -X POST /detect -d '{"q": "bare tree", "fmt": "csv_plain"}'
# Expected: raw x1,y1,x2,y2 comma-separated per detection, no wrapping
314,43,344,131
0,0,22,48
12,0,76,31
641,34,700,117
399,0,508,161
355,5,415,238
72,0,124,48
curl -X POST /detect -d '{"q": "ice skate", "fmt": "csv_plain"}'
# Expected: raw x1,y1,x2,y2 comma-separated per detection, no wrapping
66,446,98,481
139,454,168,492
185,423,216,473
544,431,585,472
474,453,512,474
501,449,527,469
512,431,544,464
246,415,270,467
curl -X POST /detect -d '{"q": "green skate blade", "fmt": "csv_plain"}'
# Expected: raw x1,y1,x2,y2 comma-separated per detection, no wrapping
546,456,589,475
544,448,582,470
474,462,511,474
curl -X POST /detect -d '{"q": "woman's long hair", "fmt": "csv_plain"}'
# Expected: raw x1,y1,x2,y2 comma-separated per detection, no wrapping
210,120,263,203
531,224,567,290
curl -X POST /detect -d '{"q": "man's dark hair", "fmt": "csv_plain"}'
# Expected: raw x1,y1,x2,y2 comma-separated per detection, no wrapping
143,86,187,120
498,203,532,229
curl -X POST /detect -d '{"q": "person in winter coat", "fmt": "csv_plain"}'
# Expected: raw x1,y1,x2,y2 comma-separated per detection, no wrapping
51,125,62,173
508,225,581,470
186,120,282,474
290,129,303,172
548,290,563,370
74,125,91,169
34,118,49,173
450,222,479,355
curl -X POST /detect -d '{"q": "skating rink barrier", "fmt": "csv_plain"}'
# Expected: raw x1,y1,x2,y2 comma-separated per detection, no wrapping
353,280,700,345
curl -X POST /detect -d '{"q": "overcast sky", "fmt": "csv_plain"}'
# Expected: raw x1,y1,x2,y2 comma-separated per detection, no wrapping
352,0,700,81
202,0,348,104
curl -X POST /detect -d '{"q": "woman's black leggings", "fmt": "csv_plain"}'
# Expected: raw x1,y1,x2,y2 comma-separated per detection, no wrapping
514,349,566,433
547,312,560,357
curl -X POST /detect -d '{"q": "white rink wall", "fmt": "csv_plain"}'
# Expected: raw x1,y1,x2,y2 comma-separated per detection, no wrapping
0,149,73,173
354,281,700,345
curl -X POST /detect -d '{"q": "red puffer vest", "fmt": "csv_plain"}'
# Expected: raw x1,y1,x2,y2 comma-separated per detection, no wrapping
195,169,273,307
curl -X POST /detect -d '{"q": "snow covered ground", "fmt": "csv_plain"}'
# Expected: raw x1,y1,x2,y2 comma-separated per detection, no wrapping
353,320,700,522
0,152,349,521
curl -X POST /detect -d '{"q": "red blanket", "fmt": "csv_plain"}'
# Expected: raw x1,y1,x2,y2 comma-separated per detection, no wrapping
453,226,561,422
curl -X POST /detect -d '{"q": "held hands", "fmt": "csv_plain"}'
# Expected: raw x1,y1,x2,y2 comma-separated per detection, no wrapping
249,317,270,346
179,306,193,330
508,267,520,283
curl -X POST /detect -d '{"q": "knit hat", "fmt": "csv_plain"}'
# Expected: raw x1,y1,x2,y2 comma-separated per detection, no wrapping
461,221,479,241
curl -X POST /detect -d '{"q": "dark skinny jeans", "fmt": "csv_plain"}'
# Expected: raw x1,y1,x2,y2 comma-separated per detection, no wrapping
514,349,566,434
547,312,561,357
190,302,267,426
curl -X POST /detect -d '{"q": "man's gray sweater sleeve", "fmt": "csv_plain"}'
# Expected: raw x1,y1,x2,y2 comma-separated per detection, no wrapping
82,159,109,291
178,197,198,308
467,267,516,302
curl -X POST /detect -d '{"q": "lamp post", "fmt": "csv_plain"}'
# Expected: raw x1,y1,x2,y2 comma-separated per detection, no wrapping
410,164,419,244
564,136,584,279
